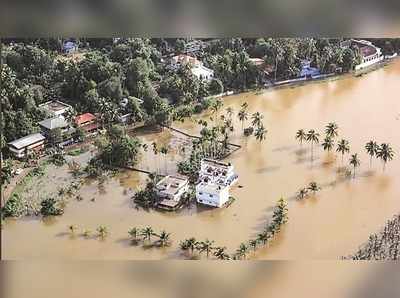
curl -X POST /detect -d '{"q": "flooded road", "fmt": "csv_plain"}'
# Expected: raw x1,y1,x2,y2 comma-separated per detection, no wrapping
2,60,400,260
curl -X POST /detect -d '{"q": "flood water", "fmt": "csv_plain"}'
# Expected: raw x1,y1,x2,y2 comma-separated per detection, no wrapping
2,60,400,260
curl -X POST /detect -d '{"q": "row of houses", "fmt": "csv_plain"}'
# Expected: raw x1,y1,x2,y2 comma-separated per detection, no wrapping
155,159,238,210
7,100,99,158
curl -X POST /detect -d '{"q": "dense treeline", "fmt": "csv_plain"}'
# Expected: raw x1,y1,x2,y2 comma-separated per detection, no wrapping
2,38,399,153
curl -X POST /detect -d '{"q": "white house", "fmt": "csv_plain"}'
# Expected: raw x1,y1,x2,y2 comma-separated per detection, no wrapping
7,133,46,158
38,100,72,117
191,64,214,81
168,54,214,81
156,175,189,210
196,159,238,208
342,39,383,70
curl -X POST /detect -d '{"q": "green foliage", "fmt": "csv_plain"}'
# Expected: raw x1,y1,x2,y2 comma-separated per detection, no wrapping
40,198,64,216
1,194,24,218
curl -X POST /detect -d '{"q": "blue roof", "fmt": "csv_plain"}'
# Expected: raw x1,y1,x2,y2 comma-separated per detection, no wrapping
300,66,320,77
63,41,76,50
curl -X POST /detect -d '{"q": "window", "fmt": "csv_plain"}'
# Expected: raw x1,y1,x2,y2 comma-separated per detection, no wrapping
209,194,213,198
199,192,203,195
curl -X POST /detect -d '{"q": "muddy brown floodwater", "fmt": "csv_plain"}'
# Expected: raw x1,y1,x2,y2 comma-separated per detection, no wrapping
2,60,400,260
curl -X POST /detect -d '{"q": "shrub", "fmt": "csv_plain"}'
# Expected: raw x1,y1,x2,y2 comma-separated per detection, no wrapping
40,198,64,216
1,194,24,218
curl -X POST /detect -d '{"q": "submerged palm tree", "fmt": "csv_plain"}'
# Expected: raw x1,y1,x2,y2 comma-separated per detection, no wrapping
376,143,395,172
97,225,108,239
308,182,321,195
325,122,339,138
295,129,307,147
160,146,169,174
214,246,230,260
141,226,154,241
321,136,334,152
257,232,270,245
296,187,309,200
68,224,78,235
306,129,320,161
336,139,350,164
236,243,249,260
251,112,264,128
226,107,234,120
157,230,171,247
128,227,139,241
198,239,215,258
365,141,379,168
249,239,258,252
349,153,361,178
254,125,267,143
238,109,248,131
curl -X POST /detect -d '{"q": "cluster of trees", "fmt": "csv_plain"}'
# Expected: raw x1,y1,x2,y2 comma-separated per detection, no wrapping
295,122,395,175
233,197,289,260
178,198,288,260
296,182,321,200
39,197,64,216
4,37,395,155
180,238,229,260
128,226,172,247
345,214,400,260
67,224,109,239
86,125,142,176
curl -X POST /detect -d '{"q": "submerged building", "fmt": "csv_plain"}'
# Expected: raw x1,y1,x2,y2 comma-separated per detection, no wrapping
196,159,238,208
156,175,189,210
342,39,383,70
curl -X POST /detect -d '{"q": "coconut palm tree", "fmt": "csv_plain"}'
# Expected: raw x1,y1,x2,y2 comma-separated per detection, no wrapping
296,188,309,200
160,146,169,174
349,153,361,178
152,142,159,173
156,230,171,247
141,226,155,241
336,139,350,164
68,224,78,235
97,225,108,239
82,229,91,238
295,129,307,147
198,239,215,258
226,107,234,120
321,136,334,152
257,232,270,245
186,237,198,255
238,109,248,131
306,129,320,161
376,143,395,172
308,182,321,195
254,125,267,143
251,112,264,128
213,246,230,260
211,99,223,124
128,227,139,241
365,141,379,168
325,122,339,138
236,243,249,260
249,239,258,252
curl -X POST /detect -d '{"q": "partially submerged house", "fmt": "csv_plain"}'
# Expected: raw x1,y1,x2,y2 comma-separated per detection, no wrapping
342,39,383,70
196,159,238,208
7,133,46,158
156,175,190,210
299,60,320,78
38,116,75,146
63,41,78,54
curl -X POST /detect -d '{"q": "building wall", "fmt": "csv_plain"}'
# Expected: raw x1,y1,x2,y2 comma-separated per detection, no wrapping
196,186,229,207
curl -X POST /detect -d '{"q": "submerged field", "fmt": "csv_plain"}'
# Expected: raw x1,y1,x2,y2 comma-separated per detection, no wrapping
2,60,400,260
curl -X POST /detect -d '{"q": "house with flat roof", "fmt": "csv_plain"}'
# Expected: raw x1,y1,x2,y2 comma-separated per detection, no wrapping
342,39,383,70
196,159,238,208
39,100,72,117
168,54,214,81
7,133,46,158
74,113,99,134
156,175,189,210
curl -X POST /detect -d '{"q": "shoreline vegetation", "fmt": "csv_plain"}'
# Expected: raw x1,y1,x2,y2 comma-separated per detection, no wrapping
344,214,400,260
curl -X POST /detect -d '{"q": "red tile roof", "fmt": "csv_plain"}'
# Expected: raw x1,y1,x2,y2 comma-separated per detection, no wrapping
75,113,96,126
